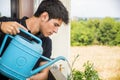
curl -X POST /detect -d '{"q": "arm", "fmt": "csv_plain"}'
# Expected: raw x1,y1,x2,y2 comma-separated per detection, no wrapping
28,61,50,80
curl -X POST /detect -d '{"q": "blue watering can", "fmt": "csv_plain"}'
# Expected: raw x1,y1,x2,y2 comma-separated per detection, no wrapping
0,29,66,80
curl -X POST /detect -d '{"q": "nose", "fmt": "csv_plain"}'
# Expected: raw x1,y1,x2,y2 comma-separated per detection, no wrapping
53,27,58,33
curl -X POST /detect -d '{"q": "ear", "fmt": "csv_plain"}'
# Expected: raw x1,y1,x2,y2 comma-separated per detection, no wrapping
40,12,49,22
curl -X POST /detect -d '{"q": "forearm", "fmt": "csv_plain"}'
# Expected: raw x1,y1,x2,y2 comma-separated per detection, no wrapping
29,70,49,80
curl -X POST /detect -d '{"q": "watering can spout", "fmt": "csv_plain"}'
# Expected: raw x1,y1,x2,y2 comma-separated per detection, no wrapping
31,56,66,76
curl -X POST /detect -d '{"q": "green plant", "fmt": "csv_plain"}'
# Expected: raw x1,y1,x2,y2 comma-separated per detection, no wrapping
72,69,84,80
84,61,100,80
67,55,100,80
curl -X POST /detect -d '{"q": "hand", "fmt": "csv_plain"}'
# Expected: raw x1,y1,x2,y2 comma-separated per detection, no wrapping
1,21,28,35
27,75,40,80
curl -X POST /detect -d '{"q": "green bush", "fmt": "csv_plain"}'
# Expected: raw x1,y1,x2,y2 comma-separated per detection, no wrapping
71,20,95,46
113,22,120,46
71,17,120,46
97,17,116,45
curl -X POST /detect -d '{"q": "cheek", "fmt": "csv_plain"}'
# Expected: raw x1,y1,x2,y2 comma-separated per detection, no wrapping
41,25,50,34
45,24,53,31
41,22,53,34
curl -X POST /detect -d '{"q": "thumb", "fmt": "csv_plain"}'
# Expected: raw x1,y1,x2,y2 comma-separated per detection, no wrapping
16,22,28,31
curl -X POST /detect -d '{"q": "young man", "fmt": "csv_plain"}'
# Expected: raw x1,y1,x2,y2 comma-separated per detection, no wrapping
0,0,69,80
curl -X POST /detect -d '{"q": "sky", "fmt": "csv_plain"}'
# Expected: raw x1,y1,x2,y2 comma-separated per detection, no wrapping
71,0,120,18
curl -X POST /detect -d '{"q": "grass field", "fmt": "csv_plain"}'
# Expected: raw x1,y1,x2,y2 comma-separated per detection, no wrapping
70,46,120,80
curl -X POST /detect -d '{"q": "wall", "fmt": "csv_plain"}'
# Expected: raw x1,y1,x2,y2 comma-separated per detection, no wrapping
33,0,71,77
19,0,33,18
50,0,71,77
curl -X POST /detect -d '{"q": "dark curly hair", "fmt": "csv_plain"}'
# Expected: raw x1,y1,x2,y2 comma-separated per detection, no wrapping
34,0,69,24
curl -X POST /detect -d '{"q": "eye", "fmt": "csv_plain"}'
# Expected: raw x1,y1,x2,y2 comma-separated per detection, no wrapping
54,23,60,27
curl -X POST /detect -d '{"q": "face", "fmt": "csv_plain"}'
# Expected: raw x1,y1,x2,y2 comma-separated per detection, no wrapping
40,19,63,37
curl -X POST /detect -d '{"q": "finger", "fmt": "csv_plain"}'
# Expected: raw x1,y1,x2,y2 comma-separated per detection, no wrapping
12,26,18,35
9,26,16,35
8,25,15,35
10,22,20,33
12,25,20,34
7,25,17,35
15,22,28,31
7,28,13,35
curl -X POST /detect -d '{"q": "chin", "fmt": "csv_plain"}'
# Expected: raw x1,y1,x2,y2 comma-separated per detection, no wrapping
44,35,49,37
43,33,51,37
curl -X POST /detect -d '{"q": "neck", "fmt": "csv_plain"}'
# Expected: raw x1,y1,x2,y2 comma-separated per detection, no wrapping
26,16,40,34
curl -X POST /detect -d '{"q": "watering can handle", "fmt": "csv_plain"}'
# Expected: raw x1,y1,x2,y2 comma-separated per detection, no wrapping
19,28,42,43
0,34,14,55
0,29,42,55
